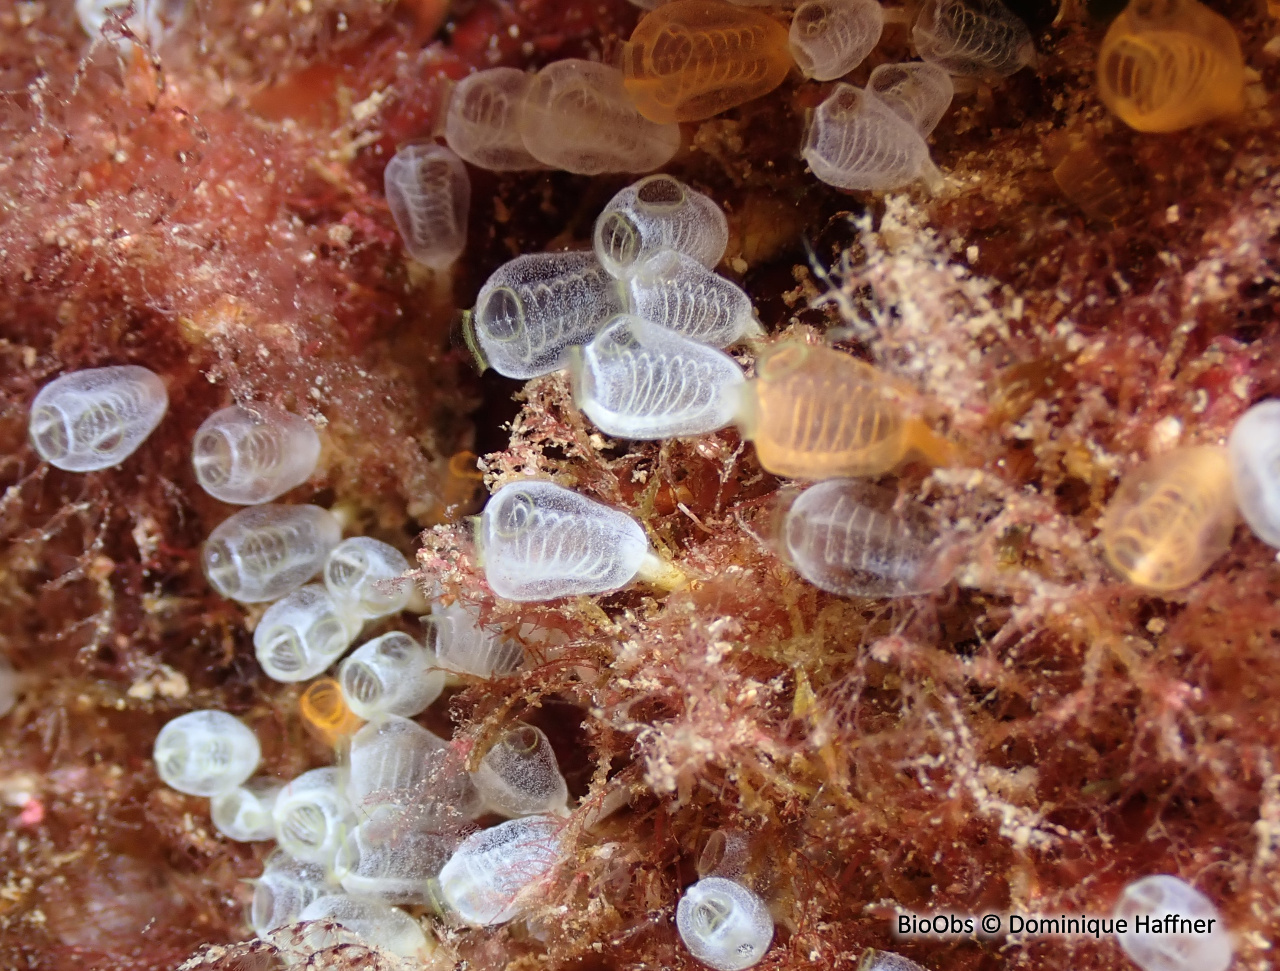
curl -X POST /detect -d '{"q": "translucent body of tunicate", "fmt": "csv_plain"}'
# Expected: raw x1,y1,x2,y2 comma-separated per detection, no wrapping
802,84,942,192
571,314,746,440
434,814,562,926
299,677,364,746
1100,445,1237,592
444,68,542,171
912,0,1034,79
346,715,482,819
296,893,432,959
783,479,951,598
593,174,729,278
519,60,681,175
626,250,760,347
338,632,444,719
477,480,650,601
470,251,623,379
425,603,525,679
675,876,774,970
272,767,353,866
254,584,362,683
739,343,953,479
334,805,456,904
1228,400,1280,548
251,852,338,936
192,404,320,505
471,724,570,817
622,0,794,123
153,710,261,797
1097,0,1245,132
29,365,168,472
1112,875,1232,971
202,504,342,603
867,62,954,136
323,536,413,620
384,143,470,269
789,0,884,81
210,778,283,843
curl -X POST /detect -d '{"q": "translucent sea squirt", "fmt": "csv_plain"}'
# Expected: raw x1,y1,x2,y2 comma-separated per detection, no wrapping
434,814,562,926
911,0,1034,80
1112,874,1232,971
153,709,261,797
738,342,954,479
477,480,656,601
1099,445,1237,592
789,0,884,82
469,251,624,379
570,314,746,440
29,365,168,472
192,404,320,505
802,84,943,192
1097,0,1245,133
1228,399,1280,548
519,60,681,175
782,479,952,598
384,143,470,269
593,174,729,278
675,876,774,970
202,504,342,603
622,0,794,124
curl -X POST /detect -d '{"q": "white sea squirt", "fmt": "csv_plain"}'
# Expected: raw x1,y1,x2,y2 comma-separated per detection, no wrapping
254,584,362,683
338,631,444,719
782,479,953,597
1228,399,1280,548
272,766,354,866
477,480,678,601
433,814,562,926
333,804,456,904
210,777,283,842
469,251,623,379
296,893,433,959
803,83,943,192
192,404,320,505
626,250,761,347
592,174,729,278
425,602,525,679
444,67,542,171
202,504,342,603
323,536,414,620
470,724,570,817
519,59,681,175
789,0,885,82
250,851,338,936
346,714,482,820
29,365,168,472
570,314,746,440
912,0,1034,79
384,143,470,269
867,62,955,136
675,876,775,971
153,709,261,797
1112,874,1232,971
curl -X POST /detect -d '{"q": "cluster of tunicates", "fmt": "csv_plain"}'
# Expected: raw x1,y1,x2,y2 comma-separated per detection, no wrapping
1096,398,1280,592
467,174,756,384
167,393,583,948
154,658,572,950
